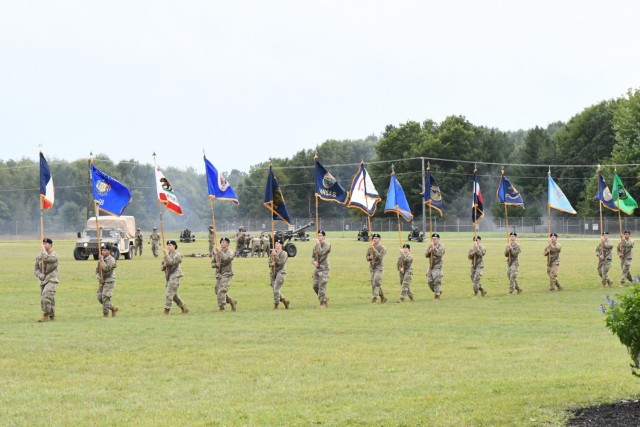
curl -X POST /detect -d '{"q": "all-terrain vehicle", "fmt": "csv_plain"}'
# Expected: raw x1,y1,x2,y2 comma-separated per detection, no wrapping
74,216,136,260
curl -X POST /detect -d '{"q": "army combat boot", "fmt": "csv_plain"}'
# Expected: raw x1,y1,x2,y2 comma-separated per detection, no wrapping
110,306,119,317
281,298,290,309
103,312,109,318
180,305,189,314
273,303,279,310
37,314,49,323
163,308,170,316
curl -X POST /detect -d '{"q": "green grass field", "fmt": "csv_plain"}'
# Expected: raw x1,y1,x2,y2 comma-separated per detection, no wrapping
1,233,638,426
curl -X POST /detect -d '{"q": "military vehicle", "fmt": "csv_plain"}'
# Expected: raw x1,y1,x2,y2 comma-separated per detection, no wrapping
270,221,314,258
407,225,425,242
74,216,136,260
357,224,370,241
179,228,196,243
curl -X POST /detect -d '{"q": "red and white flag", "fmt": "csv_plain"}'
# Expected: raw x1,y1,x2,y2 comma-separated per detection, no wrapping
39,152,54,209
155,163,183,215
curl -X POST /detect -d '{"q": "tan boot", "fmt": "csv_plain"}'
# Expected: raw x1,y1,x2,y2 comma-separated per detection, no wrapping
397,298,404,303
282,299,290,309
37,314,49,323
181,305,189,314
273,303,279,310
229,299,237,312
163,308,170,316
219,306,225,312
409,295,414,302
481,289,487,297
381,296,388,304
110,306,119,317
103,312,109,318
371,297,377,304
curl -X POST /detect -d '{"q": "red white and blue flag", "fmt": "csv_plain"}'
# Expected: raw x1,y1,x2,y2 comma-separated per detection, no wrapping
39,152,54,209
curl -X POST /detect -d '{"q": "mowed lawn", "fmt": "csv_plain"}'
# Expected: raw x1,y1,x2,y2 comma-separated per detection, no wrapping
1,233,638,426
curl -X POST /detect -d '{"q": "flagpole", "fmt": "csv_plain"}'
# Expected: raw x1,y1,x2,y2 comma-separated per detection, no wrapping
547,169,552,237
428,206,433,237
314,154,319,237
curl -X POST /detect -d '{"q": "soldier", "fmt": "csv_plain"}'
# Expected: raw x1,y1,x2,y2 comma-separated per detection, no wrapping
251,235,262,257
505,231,523,294
596,231,614,287
235,226,247,257
312,230,331,308
212,237,237,312
367,233,387,304
396,243,414,303
96,243,118,318
544,232,562,291
149,227,160,257
617,230,634,286
34,237,59,322
426,233,446,300
468,235,487,297
260,233,270,258
208,225,215,257
134,228,143,256
269,238,290,309
162,240,189,315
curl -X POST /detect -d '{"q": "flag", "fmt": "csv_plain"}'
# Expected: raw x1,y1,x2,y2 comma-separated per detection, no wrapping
612,173,638,215
497,175,524,208
421,171,443,216
263,165,291,225
90,164,132,216
472,173,484,223
384,172,413,222
39,152,54,209
548,175,577,214
204,156,239,204
594,173,618,212
315,160,348,204
155,163,183,215
347,162,381,216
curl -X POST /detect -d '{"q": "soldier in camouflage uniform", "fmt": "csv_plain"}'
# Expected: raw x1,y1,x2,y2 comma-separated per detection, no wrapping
312,230,331,308
162,240,189,315
96,243,118,318
468,235,487,297
544,232,562,291
269,238,290,309
426,233,446,300
134,228,143,256
617,230,634,286
149,227,160,257
34,237,59,322
396,243,414,303
212,237,237,312
235,226,248,257
367,233,387,304
505,231,522,294
208,225,215,257
596,231,614,287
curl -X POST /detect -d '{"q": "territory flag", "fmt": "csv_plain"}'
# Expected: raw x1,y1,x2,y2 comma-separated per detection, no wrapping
204,156,239,204
497,174,524,208
384,172,413,221
612,173,638,215
263,165,291,225
39,152,54,209
594,173,618,212
472,173,484,224
91,164,132,216
155,163,183,215
421,170,443,216
347,162,381,216
548,175,576,214
315,160,348,204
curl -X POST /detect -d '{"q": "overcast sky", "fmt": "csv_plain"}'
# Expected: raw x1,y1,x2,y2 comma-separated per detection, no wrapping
1,1,639,173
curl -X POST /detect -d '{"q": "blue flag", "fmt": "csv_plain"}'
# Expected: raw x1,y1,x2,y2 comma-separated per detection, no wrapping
472,173,484,224
315,160,348,204
347,162,381,216
497,175,524,208
420,171,443,217
263,165,291,225
204,156,239,205
91,164,132,216
594,173,618,212
384,172,413,222
548,175,577,214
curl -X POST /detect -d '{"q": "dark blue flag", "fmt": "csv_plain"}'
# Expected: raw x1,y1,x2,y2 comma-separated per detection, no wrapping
595,173,618,212
204,156,239,205
315,160,348,204
91,164,132,216
263,165,291,225
420,171,443,217
497,175,524,208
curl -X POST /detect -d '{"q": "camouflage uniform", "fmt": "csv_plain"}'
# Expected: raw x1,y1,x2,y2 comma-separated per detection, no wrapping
426,242,445,298
367,242,387,302
468,242,486,296
162,251,187,312
270,247,289,307
212,246,236,311
397,250,414,302
34,246,59,320
618,235,634,286
134,230,143,256
235,229,247,257
149,230,160,257
596,238,614,287
312,239,331,306
96,252,117,316
260,235,270,258
544,240,562,291
505,241,522,293
251,237,262,257
208,227,215,257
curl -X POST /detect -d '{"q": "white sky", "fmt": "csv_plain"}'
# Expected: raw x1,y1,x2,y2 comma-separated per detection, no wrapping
1,1,639,173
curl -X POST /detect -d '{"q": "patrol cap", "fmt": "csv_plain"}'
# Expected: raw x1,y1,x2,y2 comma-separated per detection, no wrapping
220,237,230,243
624,230,631,235
602,231,609,235
550,232,558,237
372,233,381,238
509,232,517,236
43,238,53,244
473,235,481,241
317,229,326,236
100,243,111,250
431,233,440,238
137,228,141,231
208,225,214,229
167,240,178,248
402,243,410,249
153,226,157,229
274,238,283,245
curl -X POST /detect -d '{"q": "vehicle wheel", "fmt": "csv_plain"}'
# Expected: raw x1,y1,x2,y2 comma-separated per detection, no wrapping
284,243,297,258
123,246,133,260
73,247,89,260
111,247,120,260
93,253,99,260
408,234,412,241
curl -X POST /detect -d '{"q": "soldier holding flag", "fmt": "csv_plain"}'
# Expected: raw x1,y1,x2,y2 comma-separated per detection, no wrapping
34,238,59,322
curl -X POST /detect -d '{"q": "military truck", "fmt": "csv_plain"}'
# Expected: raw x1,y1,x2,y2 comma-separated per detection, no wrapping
74,216,136,260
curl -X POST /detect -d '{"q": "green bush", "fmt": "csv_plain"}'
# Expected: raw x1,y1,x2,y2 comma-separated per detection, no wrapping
602,281,640,377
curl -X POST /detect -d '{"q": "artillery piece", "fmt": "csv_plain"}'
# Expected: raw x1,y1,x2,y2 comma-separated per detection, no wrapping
271,221,315,258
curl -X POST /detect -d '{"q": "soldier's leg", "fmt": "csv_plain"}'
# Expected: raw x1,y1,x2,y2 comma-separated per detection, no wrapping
97,283,104,305
427,270,435,293
317,270,329,305
165,279,179,310
312,271,320,296
102,282,114,314
41,283,57,317
433,268,443,297
508,267,516,293
217,277,230,309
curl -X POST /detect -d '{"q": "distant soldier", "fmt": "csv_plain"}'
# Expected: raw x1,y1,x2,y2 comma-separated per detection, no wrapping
367,233,387,304
596,231,614,287
396,243,414,303
617,230,634,286
468,235,487,297
212,237,237,312
269,238,290,309
96,243,118,318
162,240,189,315
235,226,248,257
544,233,562,291
312,230,331,308
134,228,143,256
149,227,160,258
251,236,262,257
426,233,446,300
208,225,215,257
505,231,522,294
34,237,59,322
260,233,270,258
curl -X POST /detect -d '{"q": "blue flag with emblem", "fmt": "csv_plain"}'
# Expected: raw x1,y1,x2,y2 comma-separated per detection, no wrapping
594,173,618,212
315,160,348,204
91,164,132,216
420,170,443,216
384,172,413,222
263,165,291,225
497,174,524,208
548,175,576,214
204,156,239,205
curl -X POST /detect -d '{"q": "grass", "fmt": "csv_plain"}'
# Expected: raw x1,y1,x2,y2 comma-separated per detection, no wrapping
1,233,638,426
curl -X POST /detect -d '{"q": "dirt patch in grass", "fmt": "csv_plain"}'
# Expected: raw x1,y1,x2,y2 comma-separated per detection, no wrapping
567,399,640,426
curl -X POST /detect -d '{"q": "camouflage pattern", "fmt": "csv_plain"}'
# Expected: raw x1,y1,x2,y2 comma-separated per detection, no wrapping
251,237,262,257
260,235,270,258
426,242,445,296
544,241,562,290
468,242,486,295
595,238,614,287
212,246,234,308
34,248,59,318
367,242,387,299
149,231,160,257
162,250,185,310
312,240,331,304
235,230,248,257
96,253,117,315
397,251,414,300
269,248,288,305
208,227,215,257
134,230,143,256
505,241,522,293
617,236,634,285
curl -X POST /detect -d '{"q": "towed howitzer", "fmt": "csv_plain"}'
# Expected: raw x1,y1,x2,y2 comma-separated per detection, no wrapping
272,221,315,258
